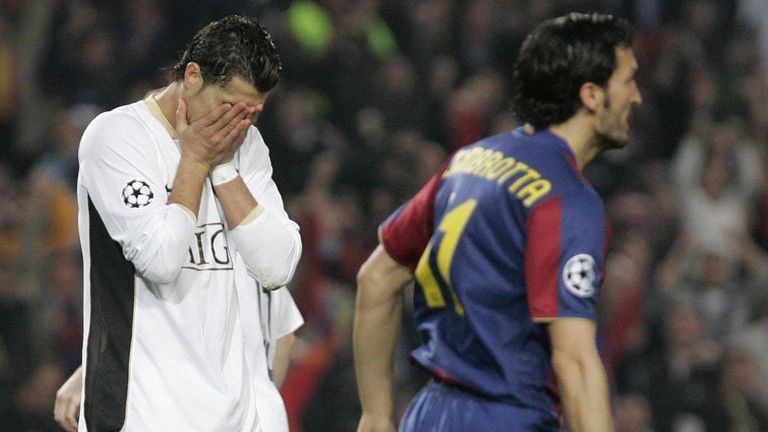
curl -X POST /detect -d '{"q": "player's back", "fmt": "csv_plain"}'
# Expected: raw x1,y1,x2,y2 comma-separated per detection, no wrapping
406,126,607,417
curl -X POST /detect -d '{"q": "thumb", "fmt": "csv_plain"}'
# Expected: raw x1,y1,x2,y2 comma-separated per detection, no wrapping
176,98,189,131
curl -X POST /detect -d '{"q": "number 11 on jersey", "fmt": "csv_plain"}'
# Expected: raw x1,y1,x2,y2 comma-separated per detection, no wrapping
414,199,478,316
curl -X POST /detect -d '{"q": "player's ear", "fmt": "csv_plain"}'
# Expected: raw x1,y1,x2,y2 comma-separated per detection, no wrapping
578,82,604,114
182,62,204,94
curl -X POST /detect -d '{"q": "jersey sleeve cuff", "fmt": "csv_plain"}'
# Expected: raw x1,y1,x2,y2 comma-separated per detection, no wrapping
169,203,197,223
236,204,264,228
532,311,596,323
378,227,419,272
276,319,304,339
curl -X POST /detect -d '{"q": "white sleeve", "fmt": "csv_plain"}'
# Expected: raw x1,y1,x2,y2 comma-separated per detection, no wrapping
230,128,302,289
79,111,195,284
260,287,303,372
269,287,304,339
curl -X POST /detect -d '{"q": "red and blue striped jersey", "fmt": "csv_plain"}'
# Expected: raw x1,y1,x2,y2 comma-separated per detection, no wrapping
380,127,609,414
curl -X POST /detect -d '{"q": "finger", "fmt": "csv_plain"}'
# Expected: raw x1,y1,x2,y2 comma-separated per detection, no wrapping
212,118,249,153
65,406,78,432
176,98,189,131
222,118,251,144
54,399,72,431
199,103,233,127
210,108,249,144
69,399,81,427
209,102,246,132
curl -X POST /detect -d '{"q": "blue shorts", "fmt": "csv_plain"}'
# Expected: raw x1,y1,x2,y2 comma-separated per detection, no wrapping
399,380,560,432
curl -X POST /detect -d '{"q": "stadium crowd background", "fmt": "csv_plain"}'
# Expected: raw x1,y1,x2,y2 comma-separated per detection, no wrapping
1,0,767,430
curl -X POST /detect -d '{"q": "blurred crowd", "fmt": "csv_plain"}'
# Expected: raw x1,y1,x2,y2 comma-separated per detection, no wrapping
1,0,768,431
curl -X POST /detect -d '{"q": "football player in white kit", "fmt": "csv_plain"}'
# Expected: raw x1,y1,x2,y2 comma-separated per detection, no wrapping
70,15,304,431
55,285,303,432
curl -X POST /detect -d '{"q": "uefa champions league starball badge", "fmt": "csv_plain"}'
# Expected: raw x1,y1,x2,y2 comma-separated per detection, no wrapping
122,180,154,208
563,254,596,298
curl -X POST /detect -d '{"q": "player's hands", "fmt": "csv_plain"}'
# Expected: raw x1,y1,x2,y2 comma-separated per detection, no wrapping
357,413,396,432
54,366,83,432
175,98,253,168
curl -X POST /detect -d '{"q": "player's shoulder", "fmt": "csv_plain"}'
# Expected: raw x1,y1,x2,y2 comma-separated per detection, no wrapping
491,128,598,194
521,138,603,215
517,131,594,191
527,186,605,232
79,102,152,160
83,101,148,135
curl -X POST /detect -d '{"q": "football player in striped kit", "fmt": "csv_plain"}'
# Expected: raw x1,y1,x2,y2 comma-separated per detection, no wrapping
355,13,641,432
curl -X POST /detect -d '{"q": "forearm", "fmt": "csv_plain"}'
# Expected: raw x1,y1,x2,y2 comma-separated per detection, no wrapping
354,246,411,424
354,289,402,421
211,175,257,228
121,204,196,284
552,350,612,432
83,156,198,283
273,333,295,389
215,176,301,288
168,155,209,217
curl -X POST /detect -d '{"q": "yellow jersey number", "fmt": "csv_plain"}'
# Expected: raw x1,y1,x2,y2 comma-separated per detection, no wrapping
414,199,478,316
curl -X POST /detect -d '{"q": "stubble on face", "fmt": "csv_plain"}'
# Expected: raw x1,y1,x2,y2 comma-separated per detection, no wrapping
594,47,640,152
594,94,628,151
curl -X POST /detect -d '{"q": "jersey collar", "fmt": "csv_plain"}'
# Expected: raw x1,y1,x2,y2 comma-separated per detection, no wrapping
143,94,179,140
535,128,576,161
534,128,590,183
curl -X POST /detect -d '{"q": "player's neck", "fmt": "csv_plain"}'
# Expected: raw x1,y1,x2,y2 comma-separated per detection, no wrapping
152,82,183,131
548,115,599,170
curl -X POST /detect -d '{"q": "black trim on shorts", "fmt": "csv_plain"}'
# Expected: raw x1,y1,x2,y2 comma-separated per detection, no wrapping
84,196,136,432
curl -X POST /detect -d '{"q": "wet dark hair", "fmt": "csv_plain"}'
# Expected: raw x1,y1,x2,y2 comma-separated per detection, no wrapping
512,13,633,129
173,15,282,92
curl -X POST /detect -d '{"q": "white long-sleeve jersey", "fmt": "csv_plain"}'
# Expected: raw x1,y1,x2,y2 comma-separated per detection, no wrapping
76,97,302,432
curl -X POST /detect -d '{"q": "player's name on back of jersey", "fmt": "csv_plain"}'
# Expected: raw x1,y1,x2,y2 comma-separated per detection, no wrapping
442,146,552,207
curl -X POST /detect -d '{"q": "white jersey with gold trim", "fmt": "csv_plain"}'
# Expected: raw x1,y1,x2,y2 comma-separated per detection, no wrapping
76,98,302,432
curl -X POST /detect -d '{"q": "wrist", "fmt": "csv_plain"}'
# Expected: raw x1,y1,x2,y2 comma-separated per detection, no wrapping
180,152,211,173
210,160,239,186
359,413,395,432
360,409,394,422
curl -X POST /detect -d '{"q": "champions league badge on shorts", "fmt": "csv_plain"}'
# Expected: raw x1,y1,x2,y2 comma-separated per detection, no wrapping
122,180,154,208
563,254,596,298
